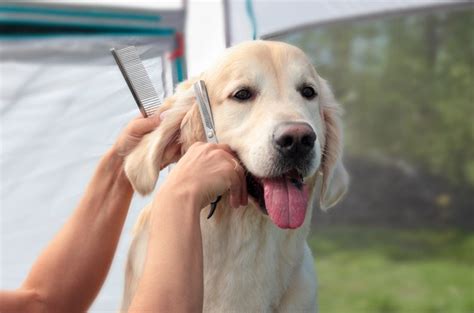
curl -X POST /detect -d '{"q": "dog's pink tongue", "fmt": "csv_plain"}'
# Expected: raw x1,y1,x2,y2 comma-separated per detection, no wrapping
263,177,308,229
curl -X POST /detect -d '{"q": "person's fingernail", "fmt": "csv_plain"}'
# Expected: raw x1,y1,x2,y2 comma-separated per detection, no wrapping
159,110,169,120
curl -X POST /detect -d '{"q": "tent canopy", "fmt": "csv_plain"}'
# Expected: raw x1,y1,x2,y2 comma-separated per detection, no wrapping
226,0,469,45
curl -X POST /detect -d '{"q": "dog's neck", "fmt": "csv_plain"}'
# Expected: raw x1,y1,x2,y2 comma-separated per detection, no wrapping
199,197,314,265
198,198,315,311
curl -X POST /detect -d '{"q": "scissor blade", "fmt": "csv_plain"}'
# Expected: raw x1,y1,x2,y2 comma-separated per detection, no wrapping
194,80,218,144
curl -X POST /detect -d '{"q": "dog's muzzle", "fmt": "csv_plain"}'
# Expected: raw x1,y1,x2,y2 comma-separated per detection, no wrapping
272,122,316,175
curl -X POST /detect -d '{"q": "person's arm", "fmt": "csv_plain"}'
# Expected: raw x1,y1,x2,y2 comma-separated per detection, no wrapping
128,142,247,313
0,115,164,313
128,186,204,313
23,149,132,312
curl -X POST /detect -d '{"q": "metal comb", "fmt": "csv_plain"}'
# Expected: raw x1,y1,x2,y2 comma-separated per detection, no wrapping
111,46,160,117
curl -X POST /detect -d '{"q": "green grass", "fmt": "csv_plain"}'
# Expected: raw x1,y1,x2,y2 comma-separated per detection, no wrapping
309,227,474,313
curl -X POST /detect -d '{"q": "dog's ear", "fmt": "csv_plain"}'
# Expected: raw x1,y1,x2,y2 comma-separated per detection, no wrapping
318,78,349,210
124,78,202,195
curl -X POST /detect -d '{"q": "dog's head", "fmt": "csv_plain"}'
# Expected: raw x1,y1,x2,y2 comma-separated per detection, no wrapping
125,41,348,229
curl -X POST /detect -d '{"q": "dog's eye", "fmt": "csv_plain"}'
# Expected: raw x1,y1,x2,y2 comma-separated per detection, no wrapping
233,89,253,101
300,86,317,100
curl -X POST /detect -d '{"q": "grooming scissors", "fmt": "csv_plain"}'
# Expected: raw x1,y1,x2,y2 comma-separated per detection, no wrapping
193,80,222,219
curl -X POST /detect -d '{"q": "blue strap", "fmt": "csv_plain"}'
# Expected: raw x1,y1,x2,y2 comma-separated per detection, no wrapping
245,0,258,40
0,4,160,22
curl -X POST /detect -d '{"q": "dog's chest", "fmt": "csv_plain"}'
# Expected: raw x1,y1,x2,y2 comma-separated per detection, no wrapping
199,207,307,312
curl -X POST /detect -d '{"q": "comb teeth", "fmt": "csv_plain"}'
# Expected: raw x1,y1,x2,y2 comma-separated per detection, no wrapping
111,46,161,117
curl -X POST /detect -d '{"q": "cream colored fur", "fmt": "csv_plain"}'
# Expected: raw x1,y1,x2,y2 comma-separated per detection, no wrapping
120,41,348,312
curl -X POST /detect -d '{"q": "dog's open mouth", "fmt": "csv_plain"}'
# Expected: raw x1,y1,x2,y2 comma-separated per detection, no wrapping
246,169,308,229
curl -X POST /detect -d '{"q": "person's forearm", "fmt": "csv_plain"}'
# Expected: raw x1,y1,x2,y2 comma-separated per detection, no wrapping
129,185,204,313
21,148,133,312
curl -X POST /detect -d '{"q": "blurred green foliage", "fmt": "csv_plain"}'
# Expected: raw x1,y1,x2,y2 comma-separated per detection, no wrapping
280,8,474,312
285,8,474,187
309,227,474,313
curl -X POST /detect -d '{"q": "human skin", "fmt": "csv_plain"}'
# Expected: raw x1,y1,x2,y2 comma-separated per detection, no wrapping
128,142,247,313
0,114,246,313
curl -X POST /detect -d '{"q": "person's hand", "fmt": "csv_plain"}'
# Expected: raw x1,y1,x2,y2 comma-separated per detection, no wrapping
113,114,163,158
158,142,248,210
112,113,181,168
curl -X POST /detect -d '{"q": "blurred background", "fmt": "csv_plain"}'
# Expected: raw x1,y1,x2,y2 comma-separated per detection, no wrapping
276,7,474,313
1,1,473,312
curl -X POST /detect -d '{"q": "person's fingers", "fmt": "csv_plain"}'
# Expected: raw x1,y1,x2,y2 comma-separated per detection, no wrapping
224,151,247,207
234,160,248,206
223,152,247,208
212,147,247,208
226,161,242,209
165,141,249,209
229,157,245,208
159,110,169,120
214,143,235,155
128,113,162,136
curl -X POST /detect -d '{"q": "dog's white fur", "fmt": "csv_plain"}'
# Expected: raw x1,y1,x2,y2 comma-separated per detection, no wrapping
120,41,348,312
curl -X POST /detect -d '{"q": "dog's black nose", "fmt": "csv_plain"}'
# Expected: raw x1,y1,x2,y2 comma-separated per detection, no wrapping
273,122,316,158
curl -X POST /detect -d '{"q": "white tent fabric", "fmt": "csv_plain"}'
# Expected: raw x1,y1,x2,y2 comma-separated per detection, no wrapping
0,2,187,311
226,0,469,45
0,39,164,312
0,36,183,308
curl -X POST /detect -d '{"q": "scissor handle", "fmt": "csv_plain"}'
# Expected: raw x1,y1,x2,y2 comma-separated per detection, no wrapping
207,196,222,219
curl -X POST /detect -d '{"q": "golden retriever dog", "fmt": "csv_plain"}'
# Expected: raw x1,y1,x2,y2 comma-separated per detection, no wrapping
120,40,348,312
